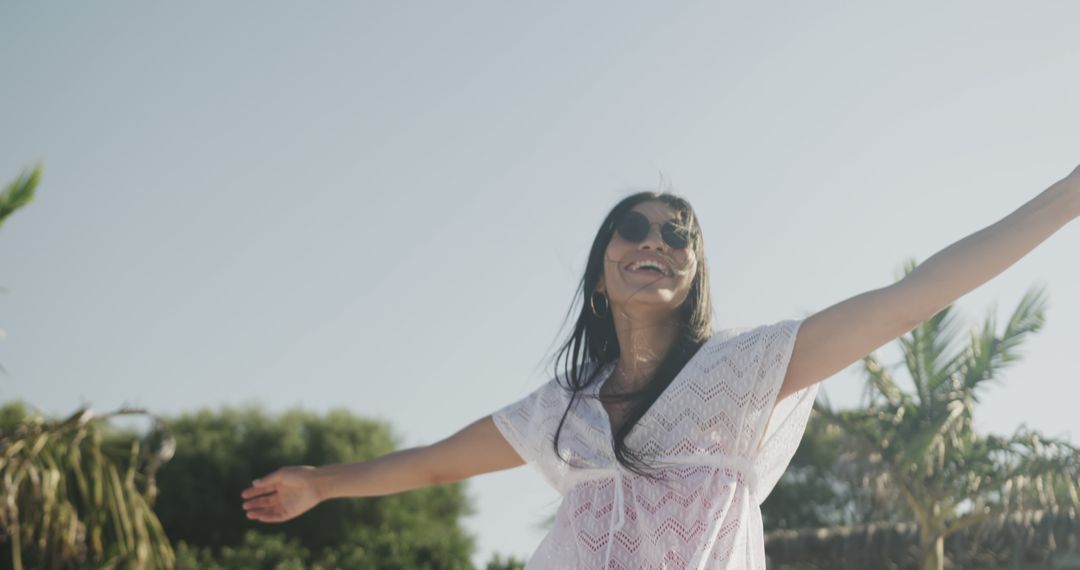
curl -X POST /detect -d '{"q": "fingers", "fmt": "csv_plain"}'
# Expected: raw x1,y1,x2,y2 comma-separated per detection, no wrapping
243,495,284,522
249,472,278,490
242,472,288,522
242,472,284,497
248,503,290,523
241,482,276,499
246,508,275,521
243,495,276,511
246,507,283,522
242,483,279,514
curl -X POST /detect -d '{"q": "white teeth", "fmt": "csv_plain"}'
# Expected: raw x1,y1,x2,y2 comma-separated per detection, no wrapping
628,259,670,276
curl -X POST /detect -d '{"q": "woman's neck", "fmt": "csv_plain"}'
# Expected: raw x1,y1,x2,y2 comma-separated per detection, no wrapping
609,313,679,391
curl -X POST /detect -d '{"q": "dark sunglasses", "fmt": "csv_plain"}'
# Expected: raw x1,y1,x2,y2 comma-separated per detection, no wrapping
614,210,692,250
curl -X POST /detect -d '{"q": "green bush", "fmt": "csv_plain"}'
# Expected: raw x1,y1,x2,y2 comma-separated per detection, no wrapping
155,405,476,568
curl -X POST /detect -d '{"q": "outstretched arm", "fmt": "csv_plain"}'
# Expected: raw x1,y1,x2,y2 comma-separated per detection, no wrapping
243,416,523,523
888,166,1080,326
312,415,523,500
778,165,1080,401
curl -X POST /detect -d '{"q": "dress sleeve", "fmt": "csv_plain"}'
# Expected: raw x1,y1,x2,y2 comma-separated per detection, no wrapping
491,378,570,493
734,318,819,505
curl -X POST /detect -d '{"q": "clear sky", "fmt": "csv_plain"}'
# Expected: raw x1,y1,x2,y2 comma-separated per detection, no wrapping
2,2,1078,566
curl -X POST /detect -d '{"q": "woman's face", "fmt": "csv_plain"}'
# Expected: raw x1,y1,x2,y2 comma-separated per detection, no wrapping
597,200,698,316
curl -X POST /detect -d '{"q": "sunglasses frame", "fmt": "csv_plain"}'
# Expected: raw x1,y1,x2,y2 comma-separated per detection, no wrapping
614,210,693,250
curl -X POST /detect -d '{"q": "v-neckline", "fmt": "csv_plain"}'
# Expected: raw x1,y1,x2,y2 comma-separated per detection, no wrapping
591,334,716,438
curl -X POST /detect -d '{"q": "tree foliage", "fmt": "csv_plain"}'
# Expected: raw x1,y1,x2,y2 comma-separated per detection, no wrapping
0,401,177,570
155,405,478,568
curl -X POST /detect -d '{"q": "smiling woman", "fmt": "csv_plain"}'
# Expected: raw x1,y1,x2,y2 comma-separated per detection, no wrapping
551,193,711,468
240,190,816,569
476,191,824,568
241,165,1080,570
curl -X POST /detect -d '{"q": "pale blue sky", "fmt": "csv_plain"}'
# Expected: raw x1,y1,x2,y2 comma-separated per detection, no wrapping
2,2,1078,566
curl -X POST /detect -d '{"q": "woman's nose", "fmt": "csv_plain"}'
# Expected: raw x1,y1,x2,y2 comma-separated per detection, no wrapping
638,225,667,250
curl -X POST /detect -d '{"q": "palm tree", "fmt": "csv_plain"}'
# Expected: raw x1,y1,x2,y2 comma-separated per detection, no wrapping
813,258,1080,570
1,404,177,569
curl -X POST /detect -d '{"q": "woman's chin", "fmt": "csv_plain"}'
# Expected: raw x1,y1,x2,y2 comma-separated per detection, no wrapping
610,290,679,307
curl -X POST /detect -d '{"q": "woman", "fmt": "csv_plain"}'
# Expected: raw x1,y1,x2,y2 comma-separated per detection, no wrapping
241,165,1080,568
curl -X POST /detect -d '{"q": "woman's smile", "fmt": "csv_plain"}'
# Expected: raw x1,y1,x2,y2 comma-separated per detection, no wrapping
624,265,669,278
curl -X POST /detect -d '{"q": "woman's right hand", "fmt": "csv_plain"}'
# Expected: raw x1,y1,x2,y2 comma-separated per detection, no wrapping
241,465,321,523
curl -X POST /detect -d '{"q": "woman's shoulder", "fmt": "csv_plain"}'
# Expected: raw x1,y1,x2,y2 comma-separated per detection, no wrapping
705,323,759,347
703,318,803,356
711,317,803,341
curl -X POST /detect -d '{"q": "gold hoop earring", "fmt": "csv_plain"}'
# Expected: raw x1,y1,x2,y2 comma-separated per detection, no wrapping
590,291,609,318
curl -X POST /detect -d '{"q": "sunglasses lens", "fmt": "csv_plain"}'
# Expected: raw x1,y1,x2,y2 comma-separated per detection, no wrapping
662,223,690,249
616,211,649,242
616,211,691,249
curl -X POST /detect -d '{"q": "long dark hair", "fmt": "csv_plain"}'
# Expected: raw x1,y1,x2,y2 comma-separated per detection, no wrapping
549,190,714,481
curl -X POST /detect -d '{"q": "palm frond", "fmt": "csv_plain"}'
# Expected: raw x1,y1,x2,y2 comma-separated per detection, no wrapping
896,399,965,473
0,163,40,229
923,307,969,397
860,354,902,408
898,333,931,408
0,405,176,568
963,285,1047,395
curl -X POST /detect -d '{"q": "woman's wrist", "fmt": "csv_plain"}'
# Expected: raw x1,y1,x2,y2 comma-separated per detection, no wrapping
311,465,334,502
310,447,437,501
312,463,358,501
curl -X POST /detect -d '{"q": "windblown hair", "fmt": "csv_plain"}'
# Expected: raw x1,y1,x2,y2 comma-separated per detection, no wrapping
549,190,714,481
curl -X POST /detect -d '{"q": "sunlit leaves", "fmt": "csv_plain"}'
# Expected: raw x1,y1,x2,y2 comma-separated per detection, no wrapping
0,404,177,569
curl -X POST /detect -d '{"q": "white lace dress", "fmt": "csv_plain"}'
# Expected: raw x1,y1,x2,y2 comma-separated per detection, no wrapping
491,318,819,569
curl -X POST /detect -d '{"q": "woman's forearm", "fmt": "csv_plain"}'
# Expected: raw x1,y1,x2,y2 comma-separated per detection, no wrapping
312,445,438,501
896,178,1080,324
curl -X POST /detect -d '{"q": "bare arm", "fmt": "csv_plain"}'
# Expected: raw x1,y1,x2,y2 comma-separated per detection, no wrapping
892,172,1079,326
427,415,525,485
778,167,1080,401
312,415,524,500
779,284,921,402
